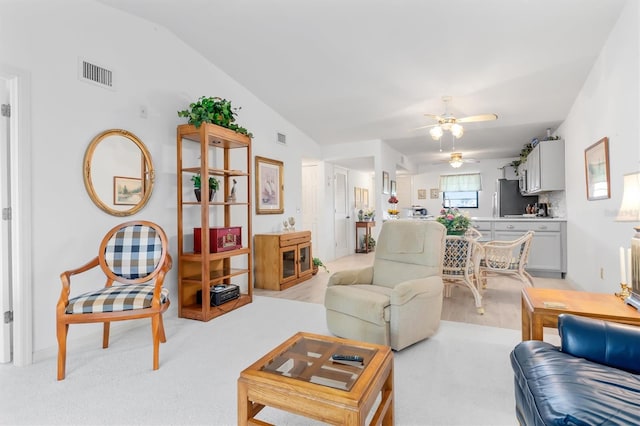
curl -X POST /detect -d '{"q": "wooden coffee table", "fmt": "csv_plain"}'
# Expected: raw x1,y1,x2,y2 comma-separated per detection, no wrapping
521,287,640,341
237,331,394,425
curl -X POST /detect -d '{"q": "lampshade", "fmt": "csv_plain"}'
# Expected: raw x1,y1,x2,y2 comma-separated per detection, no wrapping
616,172,640,221
451,123,464,138
429,126,444,141
428,122,465,141
616,171,640,311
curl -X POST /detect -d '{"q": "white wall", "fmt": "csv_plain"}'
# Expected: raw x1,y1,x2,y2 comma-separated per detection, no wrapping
0,1,324,356
558,0,640,292
412,158,517,218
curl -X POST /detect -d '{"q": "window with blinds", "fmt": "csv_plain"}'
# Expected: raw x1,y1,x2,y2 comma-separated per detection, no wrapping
440,173,482,208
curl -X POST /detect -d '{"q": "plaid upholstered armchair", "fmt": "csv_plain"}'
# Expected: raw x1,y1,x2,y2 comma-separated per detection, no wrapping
56,221,172,380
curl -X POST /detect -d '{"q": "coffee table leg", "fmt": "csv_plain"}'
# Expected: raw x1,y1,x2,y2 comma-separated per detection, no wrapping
238,379,249,426
521,296,532,341
382,363,394,426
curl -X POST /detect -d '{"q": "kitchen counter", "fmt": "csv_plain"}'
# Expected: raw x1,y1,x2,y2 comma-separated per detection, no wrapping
471,216,567,222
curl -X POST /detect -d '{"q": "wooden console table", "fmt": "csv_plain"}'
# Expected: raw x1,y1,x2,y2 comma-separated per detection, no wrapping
355,221,375,253
521,287,640,341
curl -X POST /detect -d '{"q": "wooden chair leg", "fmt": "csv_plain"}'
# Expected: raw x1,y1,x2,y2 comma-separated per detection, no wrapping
151,315,160,370
57,322,68,380
158,314,167,343
102,321,111,349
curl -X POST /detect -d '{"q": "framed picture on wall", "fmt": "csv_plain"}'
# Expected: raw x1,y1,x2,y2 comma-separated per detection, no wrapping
390,180,396,196
417,189,427,200
584,137,610,201
255,156,284,214
113,176,143,205
382,171,390,194
355,187,362,208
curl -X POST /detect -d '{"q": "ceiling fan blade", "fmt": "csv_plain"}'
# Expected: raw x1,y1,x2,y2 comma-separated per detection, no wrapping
463,159,480,163
423,113,444,121
412,123,439,131
457,113,498,123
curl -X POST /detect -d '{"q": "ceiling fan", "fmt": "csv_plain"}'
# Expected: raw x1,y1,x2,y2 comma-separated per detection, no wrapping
416,96,498,140
432,152,480,168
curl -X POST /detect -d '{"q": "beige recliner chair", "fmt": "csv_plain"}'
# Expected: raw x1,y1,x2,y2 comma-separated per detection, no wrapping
324,220,446,350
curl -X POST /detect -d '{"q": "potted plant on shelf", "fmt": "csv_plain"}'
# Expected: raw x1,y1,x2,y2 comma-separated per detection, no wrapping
191,173,219,202
177,96,253,137
312,257,329,275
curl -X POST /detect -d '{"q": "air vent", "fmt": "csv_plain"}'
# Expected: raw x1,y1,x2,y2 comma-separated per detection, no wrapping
78,58,115,90
277,132,287,145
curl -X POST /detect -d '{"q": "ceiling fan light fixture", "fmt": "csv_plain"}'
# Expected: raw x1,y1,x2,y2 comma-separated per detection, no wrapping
451,123,464,138
449,152,464,168
429,126,444,141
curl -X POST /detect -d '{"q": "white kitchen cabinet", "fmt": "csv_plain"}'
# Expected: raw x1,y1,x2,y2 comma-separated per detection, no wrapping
526,140,565,193
479,219,566,278
470,220,492,242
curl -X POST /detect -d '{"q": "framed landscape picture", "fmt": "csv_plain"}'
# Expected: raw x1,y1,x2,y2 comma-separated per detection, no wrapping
584,137,610,201
255,156,284,214
113,176,143,205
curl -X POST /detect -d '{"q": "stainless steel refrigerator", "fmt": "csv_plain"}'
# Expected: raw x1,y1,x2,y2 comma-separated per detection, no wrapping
494,179,538,217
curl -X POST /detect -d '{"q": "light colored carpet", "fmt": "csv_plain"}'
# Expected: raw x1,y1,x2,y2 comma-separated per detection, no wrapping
0,296,531,425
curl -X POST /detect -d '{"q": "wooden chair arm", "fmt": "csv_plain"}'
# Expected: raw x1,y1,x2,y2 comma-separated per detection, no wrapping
57,257,100,312
151,254,173,308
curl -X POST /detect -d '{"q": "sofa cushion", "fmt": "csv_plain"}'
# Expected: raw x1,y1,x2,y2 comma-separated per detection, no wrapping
511,340,640,426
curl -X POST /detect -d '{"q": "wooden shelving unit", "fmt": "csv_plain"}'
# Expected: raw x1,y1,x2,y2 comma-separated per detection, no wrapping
176,123,252,321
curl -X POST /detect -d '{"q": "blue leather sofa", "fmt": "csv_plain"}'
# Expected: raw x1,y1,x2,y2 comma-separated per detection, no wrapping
510,314,640,425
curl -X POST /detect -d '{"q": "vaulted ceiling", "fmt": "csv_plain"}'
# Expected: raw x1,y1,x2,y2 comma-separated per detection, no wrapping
99,0,627,169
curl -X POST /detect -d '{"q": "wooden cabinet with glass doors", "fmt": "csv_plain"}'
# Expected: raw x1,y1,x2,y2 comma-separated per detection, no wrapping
176,123,252,321
254,231,313,290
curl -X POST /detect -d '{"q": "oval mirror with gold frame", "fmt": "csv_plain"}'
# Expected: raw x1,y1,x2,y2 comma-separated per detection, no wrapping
83,129,154,216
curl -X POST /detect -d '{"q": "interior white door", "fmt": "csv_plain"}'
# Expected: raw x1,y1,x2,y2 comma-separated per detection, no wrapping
334,167,349,258
0,77,12,363
301,164,319,255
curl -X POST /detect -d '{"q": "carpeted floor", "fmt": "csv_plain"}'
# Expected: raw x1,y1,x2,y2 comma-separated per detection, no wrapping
0,296,530,425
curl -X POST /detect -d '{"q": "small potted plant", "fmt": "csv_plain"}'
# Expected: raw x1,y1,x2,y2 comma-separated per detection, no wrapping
312,257,329,275
191,173,219,202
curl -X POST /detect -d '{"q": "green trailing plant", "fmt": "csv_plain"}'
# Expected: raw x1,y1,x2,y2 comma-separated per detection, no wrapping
177,96,253,137
190,173,219,191
510,142,534,176
312,257,329,273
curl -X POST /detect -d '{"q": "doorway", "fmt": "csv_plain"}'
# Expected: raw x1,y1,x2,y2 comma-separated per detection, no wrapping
334,166,349,258
0,65,32,366
0,76,11,363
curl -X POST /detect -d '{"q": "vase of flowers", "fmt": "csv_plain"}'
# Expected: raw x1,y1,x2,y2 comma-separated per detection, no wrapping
436,207,470,235
387,195,399,216
364,209,375,221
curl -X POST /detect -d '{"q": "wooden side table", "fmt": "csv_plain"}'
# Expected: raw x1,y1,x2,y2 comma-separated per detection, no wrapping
521,287,640,341
355,221,375,253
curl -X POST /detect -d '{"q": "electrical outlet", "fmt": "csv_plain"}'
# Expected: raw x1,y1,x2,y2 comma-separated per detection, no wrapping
139,105,148,119
600,267,604,280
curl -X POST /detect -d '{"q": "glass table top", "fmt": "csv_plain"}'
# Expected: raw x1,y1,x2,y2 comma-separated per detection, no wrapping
260,336,378,391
